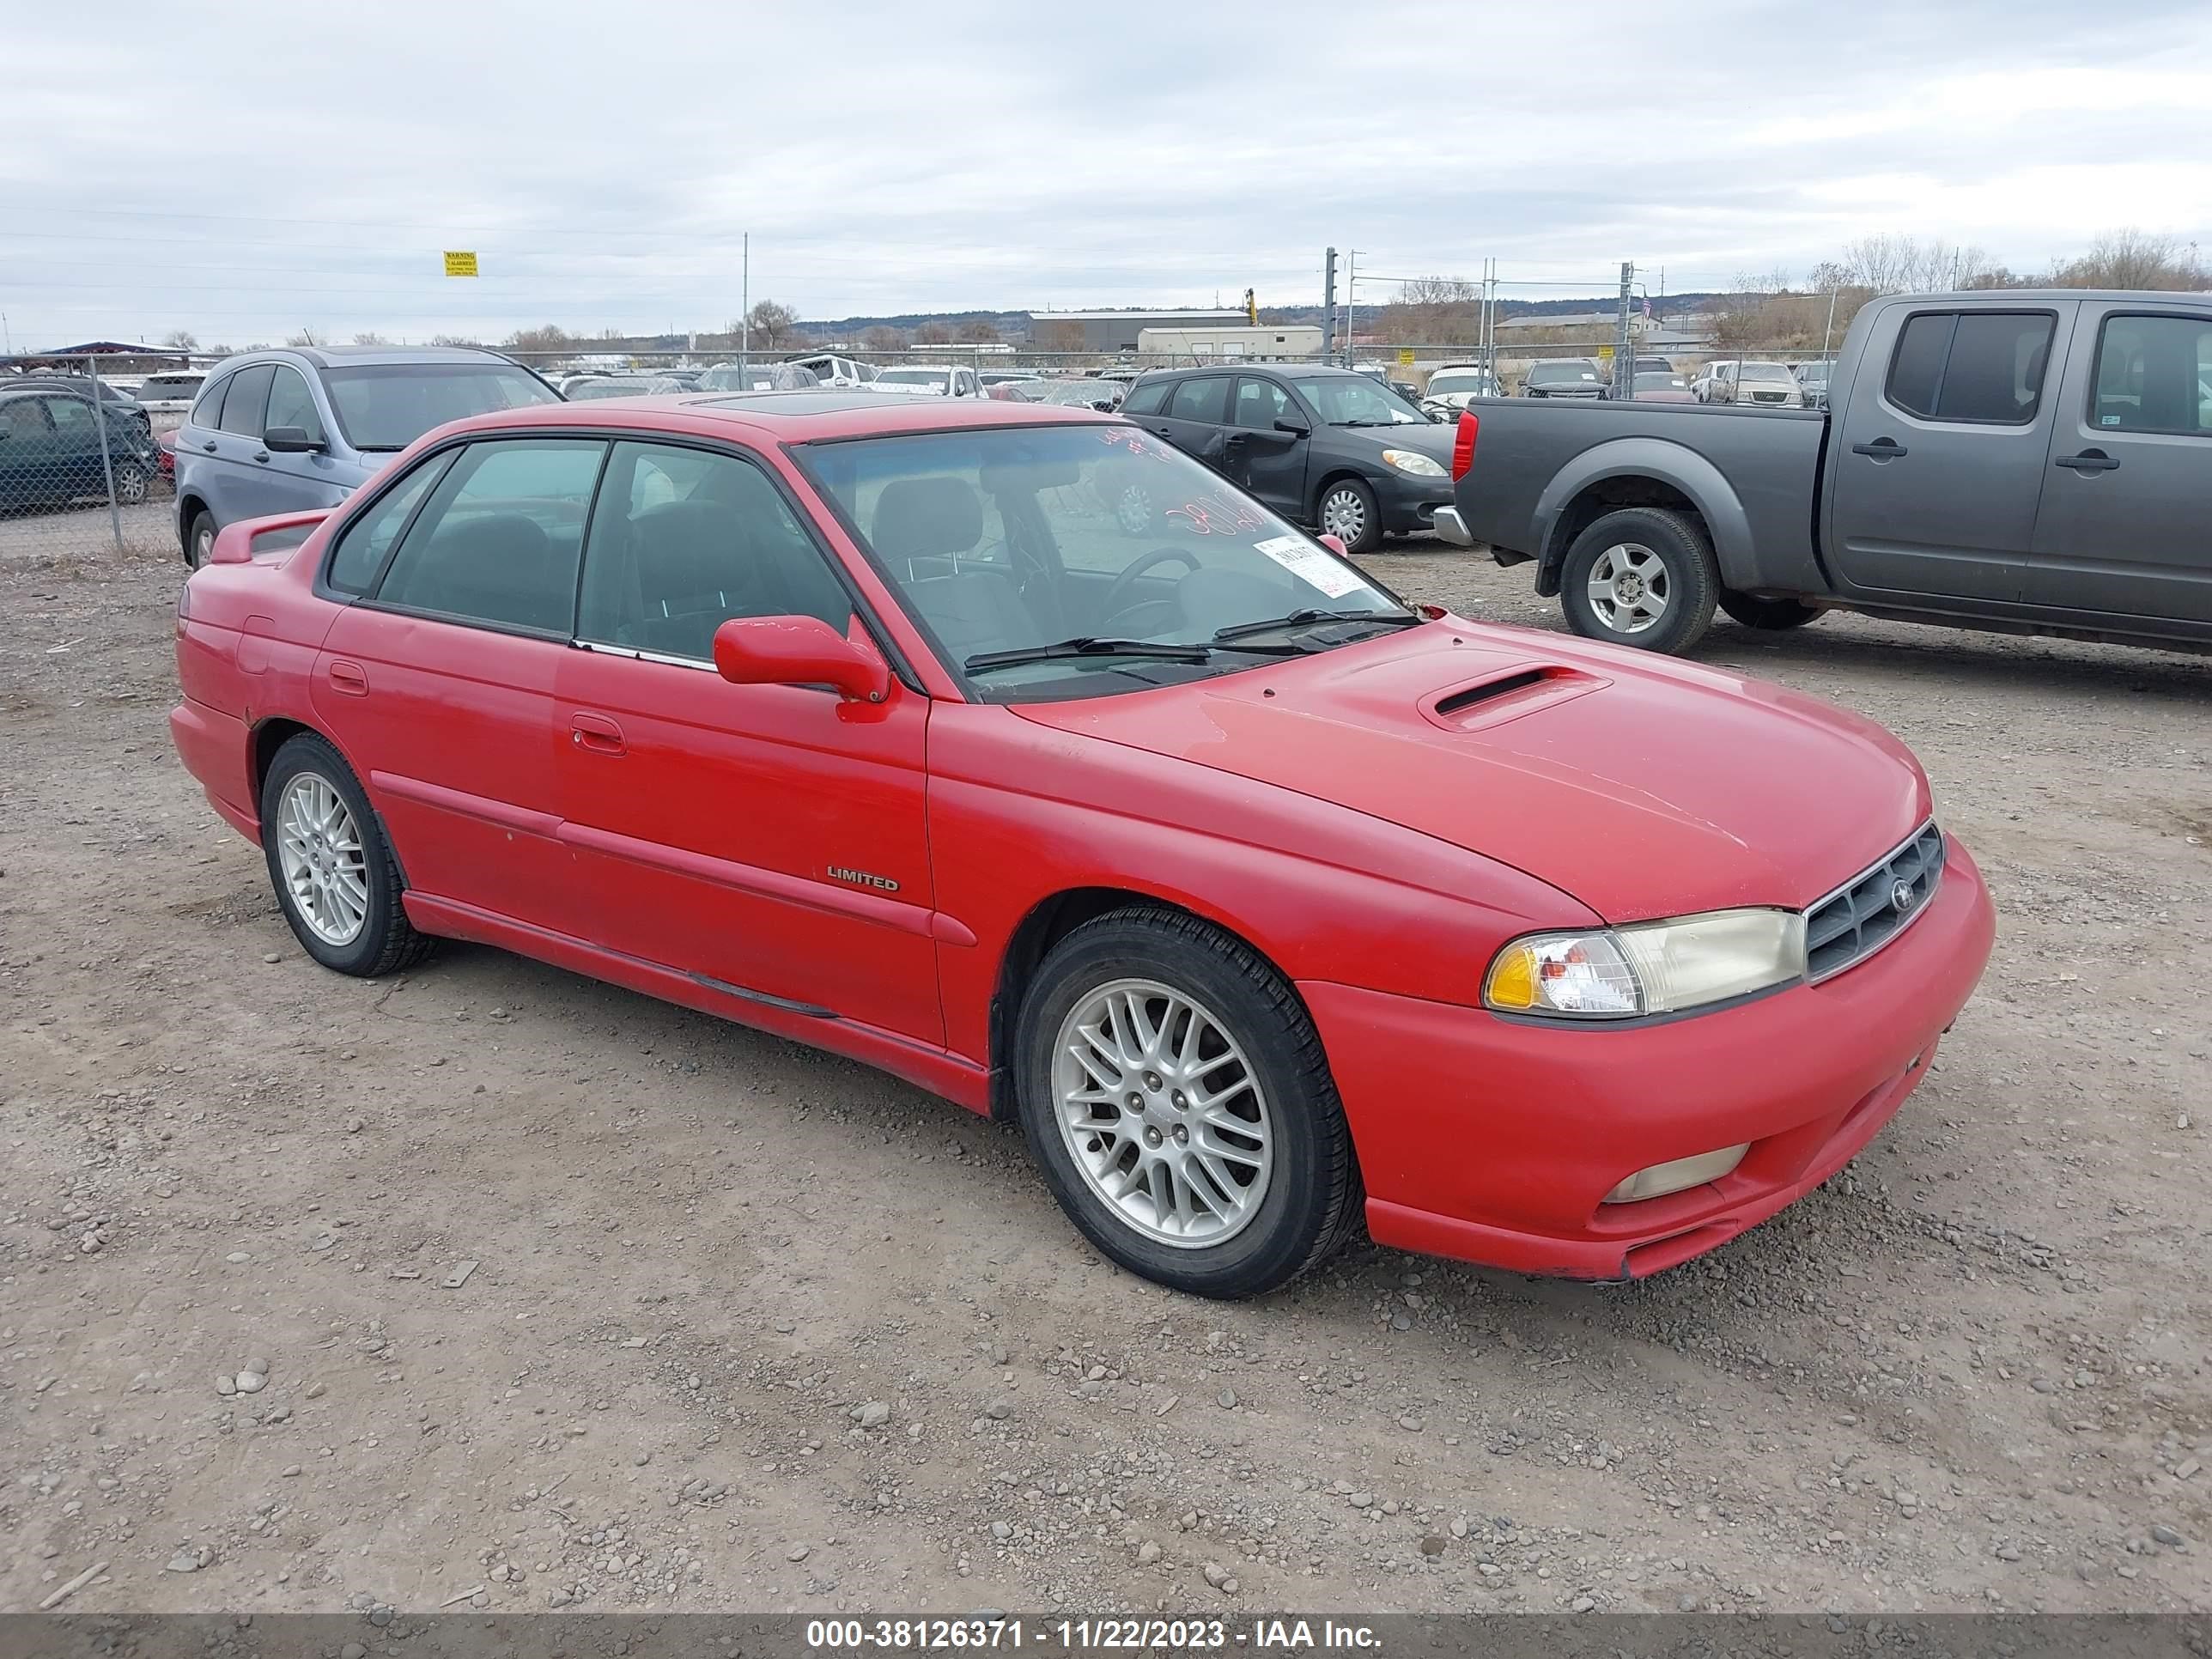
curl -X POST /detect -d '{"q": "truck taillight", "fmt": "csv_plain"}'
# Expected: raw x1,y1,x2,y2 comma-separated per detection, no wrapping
1451,410,1479,480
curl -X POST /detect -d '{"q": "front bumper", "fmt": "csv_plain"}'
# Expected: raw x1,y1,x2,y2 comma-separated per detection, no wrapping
1375,468,1455,533
1299,836,1996,1279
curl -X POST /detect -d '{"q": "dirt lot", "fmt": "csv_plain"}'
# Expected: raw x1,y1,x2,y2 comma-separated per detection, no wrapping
3,527,2208,1620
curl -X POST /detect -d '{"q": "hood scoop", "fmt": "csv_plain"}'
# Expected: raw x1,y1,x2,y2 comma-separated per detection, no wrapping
1424,663,1607,732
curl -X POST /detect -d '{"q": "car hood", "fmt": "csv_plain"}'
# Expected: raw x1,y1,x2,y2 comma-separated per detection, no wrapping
1328,420,1455,455
1014,621,1929,921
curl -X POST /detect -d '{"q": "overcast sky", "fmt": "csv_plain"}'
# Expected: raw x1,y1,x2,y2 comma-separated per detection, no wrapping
3,0,2208,349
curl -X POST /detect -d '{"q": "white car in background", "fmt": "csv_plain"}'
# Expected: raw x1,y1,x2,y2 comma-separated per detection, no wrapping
790,353,877,386
132,370,208,432
1420,363,1505,413
869,363,982,398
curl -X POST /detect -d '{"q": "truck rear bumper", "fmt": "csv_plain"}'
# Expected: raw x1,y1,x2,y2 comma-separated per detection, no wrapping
1431,506,1474,547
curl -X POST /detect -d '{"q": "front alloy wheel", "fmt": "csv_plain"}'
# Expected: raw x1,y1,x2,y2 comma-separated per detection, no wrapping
1052,978,1274,1247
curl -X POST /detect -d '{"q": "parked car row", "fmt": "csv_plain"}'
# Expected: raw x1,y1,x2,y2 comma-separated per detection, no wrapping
0,382,164,511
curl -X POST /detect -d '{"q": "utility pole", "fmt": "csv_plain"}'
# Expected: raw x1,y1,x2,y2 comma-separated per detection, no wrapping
740,232,750,370
1321,247,1337,363
1615,261,1634,398
1345,248,1359,365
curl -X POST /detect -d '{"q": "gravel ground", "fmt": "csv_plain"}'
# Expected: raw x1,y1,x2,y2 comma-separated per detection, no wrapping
3,528,2207,1618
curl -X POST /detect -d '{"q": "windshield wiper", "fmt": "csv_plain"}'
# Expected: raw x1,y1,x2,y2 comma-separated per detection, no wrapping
1212,607,1422,644
965,636,1215,673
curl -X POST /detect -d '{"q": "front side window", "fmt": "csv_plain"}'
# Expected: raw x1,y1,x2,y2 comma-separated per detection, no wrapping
372,439,605,633
321,362,559,452
216,363,276,437
798,425,1409,702
264,367,326,441
1232,377,1292,429
325,451,457,596
2091,313,2212,436
578,441,852,659
1886,311,2054,425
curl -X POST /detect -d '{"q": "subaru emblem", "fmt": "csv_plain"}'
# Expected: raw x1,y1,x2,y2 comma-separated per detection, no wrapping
1890,878,1917,912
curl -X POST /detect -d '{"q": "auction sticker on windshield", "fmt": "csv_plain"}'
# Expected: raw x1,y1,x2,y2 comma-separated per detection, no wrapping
1253,534,1364,599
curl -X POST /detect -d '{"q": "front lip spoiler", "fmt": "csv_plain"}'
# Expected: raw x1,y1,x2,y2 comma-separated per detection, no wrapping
1431,506,1474,547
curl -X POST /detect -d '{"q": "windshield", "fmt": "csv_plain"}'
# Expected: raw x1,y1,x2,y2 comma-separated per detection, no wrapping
1285,374,1430,425
1424,371,1492,395
1634,373,1690,391
1042,380,1118,406
875,368,953,390
1528,362,1598,384
798,424,1407,702
563,379,659,399
1737,362,1796,383
321,363,559,450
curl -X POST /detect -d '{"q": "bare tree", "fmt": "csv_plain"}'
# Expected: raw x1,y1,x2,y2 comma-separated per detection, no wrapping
352,331,389,346
746,301,800,349
1832,235,1994,294
428,334,478,347
160,328,199,350
860,325,906,352
506,325,574,356
1030,320,1085,352
913,322,953,346
2050,228,2208,291
955,319,1000,343
285,328,323,347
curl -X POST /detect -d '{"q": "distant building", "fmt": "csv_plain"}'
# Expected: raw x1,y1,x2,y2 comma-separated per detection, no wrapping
1028,308,1248,351
1135,324,1324,362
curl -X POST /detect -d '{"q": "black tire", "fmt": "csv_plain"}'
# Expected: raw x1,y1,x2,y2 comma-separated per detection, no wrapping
1013,907,1364,1299
185,508,216,569
258,732,434,977
1315,477,1382,554
1718,590,1825,630
1558,506,1718,655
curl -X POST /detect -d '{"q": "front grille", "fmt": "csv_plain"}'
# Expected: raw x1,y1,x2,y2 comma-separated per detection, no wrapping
1804,823,1945,981
1752,391,1785,403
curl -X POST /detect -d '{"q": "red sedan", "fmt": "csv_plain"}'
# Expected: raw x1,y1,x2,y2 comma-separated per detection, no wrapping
170,392,1995,1297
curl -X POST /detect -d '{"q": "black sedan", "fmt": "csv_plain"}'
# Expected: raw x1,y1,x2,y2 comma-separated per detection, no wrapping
1120,365,1454,552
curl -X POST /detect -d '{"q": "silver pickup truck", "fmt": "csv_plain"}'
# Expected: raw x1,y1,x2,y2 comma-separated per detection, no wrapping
1437,289,2210,657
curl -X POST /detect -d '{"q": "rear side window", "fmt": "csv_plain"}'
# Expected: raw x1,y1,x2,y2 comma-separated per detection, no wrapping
1167,377,1230,423
325,453,456,596
217,363,276,437
372,440,605,633
1885,311,2054,425
1121,379,1169,416
2091,313,2212,436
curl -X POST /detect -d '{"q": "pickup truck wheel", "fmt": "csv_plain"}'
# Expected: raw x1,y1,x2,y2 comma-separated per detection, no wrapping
1718,592,1825,630
1559,507,1717,654
1014,907,1363,1299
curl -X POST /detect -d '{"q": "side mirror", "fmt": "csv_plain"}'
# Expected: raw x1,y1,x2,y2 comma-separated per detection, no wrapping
264,426,325,453
712,615,890,703
1273,416,1310,436
1317,533,1349,556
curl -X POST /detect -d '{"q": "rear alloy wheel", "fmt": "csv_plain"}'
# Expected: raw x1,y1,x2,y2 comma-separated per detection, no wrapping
259,732,434,976
1558,506,1717,655
1317,477,1382,554
112,462,149,507
1718,590,1825,630
1015,908,1363,1298
186,509,216,569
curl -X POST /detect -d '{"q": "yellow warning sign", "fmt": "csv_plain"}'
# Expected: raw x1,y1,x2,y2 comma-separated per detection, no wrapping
443,251,479,278
1397,347,1415,367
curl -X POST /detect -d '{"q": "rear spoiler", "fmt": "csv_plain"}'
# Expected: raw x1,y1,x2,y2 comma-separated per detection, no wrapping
206,508,333,566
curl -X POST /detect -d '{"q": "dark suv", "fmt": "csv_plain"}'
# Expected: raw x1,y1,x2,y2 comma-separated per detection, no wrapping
1119,364,1454,551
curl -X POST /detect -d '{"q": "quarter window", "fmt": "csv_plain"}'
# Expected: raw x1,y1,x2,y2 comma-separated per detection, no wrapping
191,374,232,429
1167,377,1231,424
372,440,605,633
1121,379,1169,416
578,441,852,661
2090,313,2212,436
216,363,276,437
325,452,456,596
1885,311,2054,425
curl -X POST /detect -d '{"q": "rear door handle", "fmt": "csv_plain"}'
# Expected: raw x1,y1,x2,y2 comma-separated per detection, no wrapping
327,659,368,696
200,441,219,453
570,713,626,756
1850,437,1908,459
2054,450,2120,472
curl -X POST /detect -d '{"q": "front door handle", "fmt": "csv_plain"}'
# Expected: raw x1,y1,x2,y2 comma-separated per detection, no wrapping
252,450,270,464
327,659,369,696
570,713,626,757
1850,437,1908,459
2054,450,2120,472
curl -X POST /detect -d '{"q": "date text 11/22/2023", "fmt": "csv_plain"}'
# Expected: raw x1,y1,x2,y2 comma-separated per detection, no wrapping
803,1618,1382,1650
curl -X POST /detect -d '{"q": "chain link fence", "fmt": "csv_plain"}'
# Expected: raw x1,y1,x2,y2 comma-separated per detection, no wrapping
1,352,205,568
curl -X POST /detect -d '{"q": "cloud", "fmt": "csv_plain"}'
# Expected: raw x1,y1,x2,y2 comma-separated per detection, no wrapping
1,0,2205,348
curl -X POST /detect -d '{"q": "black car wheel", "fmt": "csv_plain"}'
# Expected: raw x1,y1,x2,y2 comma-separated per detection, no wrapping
1316,477,1381,553
1558,506,1718,655
1719,591,1825,630
1014,906,1364,1299
186,509,216,568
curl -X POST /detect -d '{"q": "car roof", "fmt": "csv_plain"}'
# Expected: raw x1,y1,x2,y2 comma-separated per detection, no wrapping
425,390,1120,445
1142,362,1363,380
212,344,516,371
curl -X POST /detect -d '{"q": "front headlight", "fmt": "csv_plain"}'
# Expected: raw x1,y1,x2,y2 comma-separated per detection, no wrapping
1483,908,1807,1019
1380,448,1447,477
